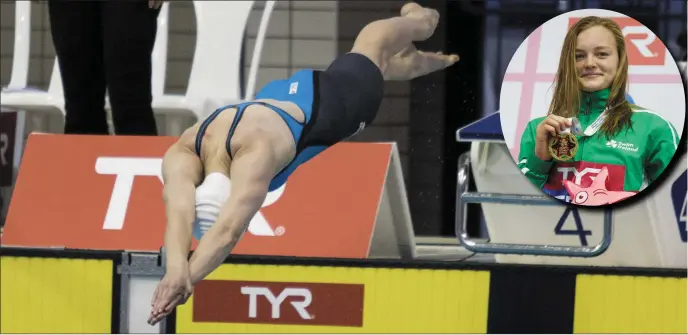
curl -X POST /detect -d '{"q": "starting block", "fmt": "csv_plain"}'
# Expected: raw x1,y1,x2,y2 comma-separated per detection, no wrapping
1,133,419,333
1,134,416,260
456,112,687,268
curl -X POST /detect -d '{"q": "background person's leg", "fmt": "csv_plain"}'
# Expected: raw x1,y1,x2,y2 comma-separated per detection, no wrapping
48,0,109,134
101,0,160,136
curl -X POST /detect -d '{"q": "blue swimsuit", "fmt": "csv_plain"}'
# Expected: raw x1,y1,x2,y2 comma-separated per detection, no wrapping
194,69,327,191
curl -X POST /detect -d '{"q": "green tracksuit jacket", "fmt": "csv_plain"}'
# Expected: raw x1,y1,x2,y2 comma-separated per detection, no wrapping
517,88,681,203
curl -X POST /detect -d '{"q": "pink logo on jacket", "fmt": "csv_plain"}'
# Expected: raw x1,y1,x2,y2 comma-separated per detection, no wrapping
564,166,636,206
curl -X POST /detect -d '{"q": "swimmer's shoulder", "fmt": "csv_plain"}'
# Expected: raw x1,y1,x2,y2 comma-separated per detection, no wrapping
173,122,202,153
630,106,666,123
630,107,679,135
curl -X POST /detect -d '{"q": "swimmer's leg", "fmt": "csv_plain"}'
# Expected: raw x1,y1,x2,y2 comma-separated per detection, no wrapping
350,2,459,81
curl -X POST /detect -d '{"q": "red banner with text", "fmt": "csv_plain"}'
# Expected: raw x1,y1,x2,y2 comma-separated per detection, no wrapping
1,134,392,259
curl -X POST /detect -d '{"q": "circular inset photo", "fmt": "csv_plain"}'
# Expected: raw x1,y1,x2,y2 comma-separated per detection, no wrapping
500,8,686,207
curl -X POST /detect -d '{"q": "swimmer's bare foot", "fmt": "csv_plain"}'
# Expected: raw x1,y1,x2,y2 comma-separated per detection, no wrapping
383,45,459,80
401,2,435,19
421,51,460,69
400,2,439,41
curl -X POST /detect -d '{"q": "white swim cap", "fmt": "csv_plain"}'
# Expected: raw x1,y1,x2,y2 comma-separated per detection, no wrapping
192,172,231,240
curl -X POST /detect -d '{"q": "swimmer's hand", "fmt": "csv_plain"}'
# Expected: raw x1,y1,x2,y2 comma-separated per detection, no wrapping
148,264,193,326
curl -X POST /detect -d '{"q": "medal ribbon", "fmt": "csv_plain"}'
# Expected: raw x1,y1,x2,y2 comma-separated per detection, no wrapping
559,108,608,136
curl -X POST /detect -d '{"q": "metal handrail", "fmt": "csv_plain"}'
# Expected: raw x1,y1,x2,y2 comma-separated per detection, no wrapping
455,152,613,257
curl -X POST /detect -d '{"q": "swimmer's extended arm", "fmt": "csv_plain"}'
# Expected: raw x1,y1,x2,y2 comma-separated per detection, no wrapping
161,143,203,268
187,142,275,284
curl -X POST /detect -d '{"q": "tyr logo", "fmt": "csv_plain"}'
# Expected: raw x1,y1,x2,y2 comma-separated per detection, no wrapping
546,162,626,192
192,280,365,327
241,286,313,320
556,166,601,186
94,156,285,236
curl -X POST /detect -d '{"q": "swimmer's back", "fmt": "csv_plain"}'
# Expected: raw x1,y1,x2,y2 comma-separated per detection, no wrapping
180,58,383,188
178,99,305,179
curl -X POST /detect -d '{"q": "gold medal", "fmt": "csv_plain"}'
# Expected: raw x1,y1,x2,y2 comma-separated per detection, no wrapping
548,133,579,161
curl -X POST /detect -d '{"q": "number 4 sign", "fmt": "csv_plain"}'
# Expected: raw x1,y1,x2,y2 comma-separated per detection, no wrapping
671,170,687,243
554,207,592,246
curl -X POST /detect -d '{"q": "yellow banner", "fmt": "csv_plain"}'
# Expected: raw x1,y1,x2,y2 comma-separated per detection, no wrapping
0,256,113,334
574,274,687,334
176,263,491,333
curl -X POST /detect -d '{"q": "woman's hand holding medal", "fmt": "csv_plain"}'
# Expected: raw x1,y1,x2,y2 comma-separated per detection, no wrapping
535,115,578,161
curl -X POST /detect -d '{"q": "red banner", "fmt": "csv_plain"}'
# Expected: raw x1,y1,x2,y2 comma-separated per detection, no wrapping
193,280,365,327
2,134,393,258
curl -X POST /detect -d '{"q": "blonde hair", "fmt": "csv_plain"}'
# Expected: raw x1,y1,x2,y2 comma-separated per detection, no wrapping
548,16,634,138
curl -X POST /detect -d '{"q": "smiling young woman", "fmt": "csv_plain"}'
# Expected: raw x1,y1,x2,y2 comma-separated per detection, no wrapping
516,16,681,206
